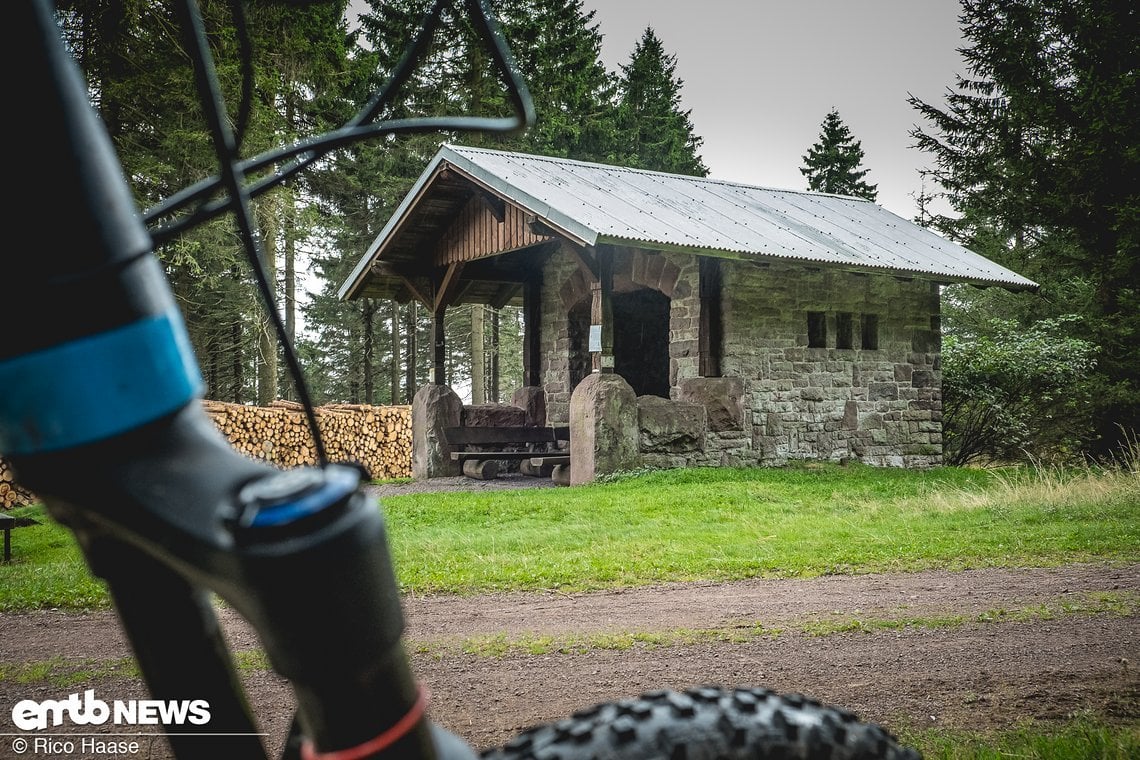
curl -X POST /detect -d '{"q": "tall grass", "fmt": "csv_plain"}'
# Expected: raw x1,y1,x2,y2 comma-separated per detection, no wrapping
937,430,1140,513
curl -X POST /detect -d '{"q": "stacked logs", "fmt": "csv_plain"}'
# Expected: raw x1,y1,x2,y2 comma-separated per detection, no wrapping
0,459,36,510
1,401,413,509
201,400,412,479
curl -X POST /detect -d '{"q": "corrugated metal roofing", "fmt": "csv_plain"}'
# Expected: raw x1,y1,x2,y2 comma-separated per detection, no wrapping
339,144,1037,301
439,144,1037,290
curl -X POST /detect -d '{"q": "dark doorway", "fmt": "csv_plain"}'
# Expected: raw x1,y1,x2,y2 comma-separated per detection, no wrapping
567,298,592,393
614,288,670,398
566,287,671,398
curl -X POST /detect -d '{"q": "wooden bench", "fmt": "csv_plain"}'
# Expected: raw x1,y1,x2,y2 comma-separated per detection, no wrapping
444,425,570,479
0,513,39,563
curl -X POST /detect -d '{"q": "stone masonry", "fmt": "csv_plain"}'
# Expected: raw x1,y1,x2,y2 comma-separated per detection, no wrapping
540,244,943,472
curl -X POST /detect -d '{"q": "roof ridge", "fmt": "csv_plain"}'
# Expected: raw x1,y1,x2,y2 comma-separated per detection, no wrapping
442,143,874,204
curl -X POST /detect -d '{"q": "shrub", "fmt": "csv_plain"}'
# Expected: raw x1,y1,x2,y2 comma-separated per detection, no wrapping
942,315,1099,465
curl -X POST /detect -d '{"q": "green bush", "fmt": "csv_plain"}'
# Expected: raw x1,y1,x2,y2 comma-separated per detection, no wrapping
942,315,1099,465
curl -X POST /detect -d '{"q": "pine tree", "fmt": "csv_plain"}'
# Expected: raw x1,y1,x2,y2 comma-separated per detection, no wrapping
56,0,357,403
498,0,619,161
800,109,878,200
613,27,707,176
909,0,1140,456
304,0,619,401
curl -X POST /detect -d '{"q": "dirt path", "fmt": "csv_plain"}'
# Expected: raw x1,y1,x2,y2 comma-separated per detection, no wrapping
1,562,1137,759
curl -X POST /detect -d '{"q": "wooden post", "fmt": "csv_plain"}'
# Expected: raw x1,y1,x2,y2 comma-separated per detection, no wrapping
431,262,463,388
433,306,446,386
523,277,542,387
699,256,723,377
591,249,614,373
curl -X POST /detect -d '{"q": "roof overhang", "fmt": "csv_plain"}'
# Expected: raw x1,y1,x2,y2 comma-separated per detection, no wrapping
340,145,1039,302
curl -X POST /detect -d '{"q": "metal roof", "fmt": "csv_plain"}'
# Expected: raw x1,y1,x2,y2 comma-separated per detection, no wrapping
340,144,1037,300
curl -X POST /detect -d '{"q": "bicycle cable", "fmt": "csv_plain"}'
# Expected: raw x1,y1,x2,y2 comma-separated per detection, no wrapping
153,0,534,468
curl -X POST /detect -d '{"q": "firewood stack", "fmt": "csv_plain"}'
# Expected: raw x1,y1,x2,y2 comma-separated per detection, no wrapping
1,401,414,509
202,400,412,480
0,460,36,510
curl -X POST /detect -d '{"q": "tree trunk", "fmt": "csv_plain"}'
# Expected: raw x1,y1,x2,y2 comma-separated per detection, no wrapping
471,305,485,404
491,308,500,402
362,299,376,406
405,302,417,403
231,317,243,404
390,301,401,404
284,186,296,346
257,200,279,406
284,95,298,353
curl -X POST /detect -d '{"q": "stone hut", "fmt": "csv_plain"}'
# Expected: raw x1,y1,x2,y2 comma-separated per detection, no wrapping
339,145,1036,479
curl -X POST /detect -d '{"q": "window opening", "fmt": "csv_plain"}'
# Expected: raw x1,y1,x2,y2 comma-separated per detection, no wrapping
808,311,827,348
861,313,879,350
836,312,853,349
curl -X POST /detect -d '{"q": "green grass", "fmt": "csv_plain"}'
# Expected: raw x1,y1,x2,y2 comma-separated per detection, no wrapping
2,461,1137,608
381,462,1138,594
900,717,1140,759
0,505,110,610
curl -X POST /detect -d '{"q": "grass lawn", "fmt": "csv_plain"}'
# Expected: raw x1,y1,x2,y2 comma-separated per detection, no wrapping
899,718,1140,759
381,461,1138,594
1,460,1136,607
1,461,1136,759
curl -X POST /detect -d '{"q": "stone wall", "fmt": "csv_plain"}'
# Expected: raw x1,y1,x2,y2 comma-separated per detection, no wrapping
542,245,943,471
540,246,701,423
722,263,942,468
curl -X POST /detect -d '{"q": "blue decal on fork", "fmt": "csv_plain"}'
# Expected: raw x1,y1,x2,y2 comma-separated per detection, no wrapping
0,310,203,454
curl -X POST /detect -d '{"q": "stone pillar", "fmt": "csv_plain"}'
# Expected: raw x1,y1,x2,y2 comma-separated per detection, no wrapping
569,373,639,485
412,384,462,479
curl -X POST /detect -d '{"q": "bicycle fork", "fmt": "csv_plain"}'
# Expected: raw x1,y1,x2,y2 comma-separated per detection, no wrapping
2,3,472,759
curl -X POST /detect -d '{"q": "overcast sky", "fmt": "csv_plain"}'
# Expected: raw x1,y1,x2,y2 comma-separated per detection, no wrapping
579,0,968,221
348,1,970,221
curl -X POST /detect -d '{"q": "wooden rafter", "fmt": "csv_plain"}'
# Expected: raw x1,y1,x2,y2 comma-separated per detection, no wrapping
433,261,465,312
490,283,522,310
562,240,599,284
371,261,432,306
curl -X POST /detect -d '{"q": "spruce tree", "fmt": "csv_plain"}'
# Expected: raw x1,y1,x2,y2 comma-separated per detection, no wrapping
613,27,707,176
800,109,877,200
306,0,619,401
909,0,1139,457
498,0,618,161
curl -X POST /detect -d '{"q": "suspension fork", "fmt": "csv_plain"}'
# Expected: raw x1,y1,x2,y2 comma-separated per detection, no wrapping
2,3,458,759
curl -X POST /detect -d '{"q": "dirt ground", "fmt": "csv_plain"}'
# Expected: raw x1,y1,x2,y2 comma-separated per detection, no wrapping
0,476,1136,759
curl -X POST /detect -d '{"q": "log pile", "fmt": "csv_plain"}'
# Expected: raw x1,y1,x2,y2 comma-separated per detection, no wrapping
1,400,413,509
201,400,412,479
0,460,36,510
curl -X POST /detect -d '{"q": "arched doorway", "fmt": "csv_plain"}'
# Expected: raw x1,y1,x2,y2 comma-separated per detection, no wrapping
613,288,670,398
566,286,671,398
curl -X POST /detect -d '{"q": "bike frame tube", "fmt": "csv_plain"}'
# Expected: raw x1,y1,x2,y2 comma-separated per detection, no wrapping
4,3,449,758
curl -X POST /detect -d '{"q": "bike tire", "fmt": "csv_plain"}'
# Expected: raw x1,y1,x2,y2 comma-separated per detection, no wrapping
481,686,921,760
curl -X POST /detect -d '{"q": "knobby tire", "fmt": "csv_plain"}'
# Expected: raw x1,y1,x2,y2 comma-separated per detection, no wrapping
481,686,921,760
